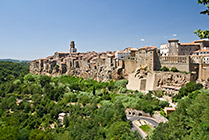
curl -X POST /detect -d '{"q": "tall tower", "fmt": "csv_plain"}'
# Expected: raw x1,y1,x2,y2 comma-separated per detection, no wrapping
69,41,77,53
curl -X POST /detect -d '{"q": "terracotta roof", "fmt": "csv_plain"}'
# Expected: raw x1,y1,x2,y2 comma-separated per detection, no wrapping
117,50,129,53
194,50,209,53
130,48,138,51
124,47,138,51
180,43,199,46
139,46,157,51
194,39,209,43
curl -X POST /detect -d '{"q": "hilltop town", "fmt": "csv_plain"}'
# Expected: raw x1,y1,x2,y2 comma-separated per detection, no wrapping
30,39,209,95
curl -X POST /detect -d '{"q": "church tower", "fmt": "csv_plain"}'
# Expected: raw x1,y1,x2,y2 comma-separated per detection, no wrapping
69,41,77,53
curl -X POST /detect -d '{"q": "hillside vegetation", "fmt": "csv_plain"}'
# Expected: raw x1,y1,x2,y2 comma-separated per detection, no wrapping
148,88,209,140
0,61,209,140
0,61,169,140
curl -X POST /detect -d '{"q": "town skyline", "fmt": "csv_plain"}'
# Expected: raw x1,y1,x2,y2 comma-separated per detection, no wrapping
0,0,209,60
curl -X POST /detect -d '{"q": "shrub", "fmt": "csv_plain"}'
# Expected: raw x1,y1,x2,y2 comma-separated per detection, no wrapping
160,66,169,71
115,80,128,89
171,67,179,72
121,88,127,93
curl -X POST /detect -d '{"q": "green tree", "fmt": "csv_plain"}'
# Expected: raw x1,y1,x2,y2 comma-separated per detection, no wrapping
57,131,73,140
173,82,203,101
63,115,69,128
106,121,140,140
39,75,51,87
29,129,53,140
194,0,209,38
18,128,30,140
0,117,19,140
149,90,209,140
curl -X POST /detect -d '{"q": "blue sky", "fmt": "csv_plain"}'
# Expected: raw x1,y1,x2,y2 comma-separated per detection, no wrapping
0,0,208,60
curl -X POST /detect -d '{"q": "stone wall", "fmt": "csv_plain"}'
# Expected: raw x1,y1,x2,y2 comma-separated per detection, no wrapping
126,73,140,91
124,59,136,74
160,56,196,72
152,71,193,90
127,70,194,93
199,64,209,81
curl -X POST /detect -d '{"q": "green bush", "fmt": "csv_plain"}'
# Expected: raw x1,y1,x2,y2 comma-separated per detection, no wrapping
160,66,169,71
171,67,179,72
121,88,127,93
115,80,128,89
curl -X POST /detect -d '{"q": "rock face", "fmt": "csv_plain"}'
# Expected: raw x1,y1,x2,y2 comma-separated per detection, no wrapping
30,51,127,81
127,69,194,94
154,72,190,88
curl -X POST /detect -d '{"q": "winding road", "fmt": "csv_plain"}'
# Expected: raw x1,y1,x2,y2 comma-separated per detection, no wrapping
127,115,159,139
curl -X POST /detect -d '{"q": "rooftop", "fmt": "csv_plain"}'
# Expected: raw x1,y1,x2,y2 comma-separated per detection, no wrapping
180,43,199,46
194,39,209,43
194,49,209,53
139,46,157,51
168,39,179,42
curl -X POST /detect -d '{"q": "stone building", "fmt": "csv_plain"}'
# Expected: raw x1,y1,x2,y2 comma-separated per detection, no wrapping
135,46,161,71
115,47,138,61
193,39,209,50
160,39,200,56
115,50,130,61
192,50,209,64
159,55,198,73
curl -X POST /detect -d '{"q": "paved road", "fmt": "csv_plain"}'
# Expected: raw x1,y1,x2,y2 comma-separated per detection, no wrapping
127,115,159,127
127,115,159,139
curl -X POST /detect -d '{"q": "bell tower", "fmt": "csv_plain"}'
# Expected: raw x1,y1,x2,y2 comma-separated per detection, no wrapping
69,41,77,53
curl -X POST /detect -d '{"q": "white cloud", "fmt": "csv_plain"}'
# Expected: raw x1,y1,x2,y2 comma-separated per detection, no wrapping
172,34,177,37
140,38,145,41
